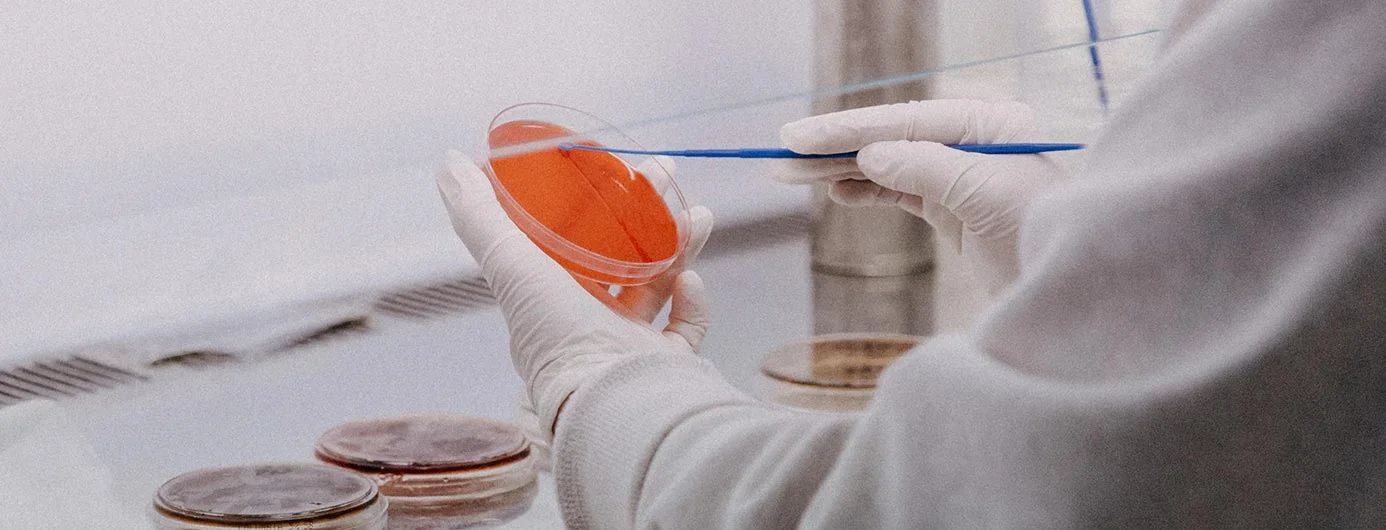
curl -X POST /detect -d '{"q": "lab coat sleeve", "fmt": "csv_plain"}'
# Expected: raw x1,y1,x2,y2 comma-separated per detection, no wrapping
550,354,833,529
553,353,860,529
554,0,1386,527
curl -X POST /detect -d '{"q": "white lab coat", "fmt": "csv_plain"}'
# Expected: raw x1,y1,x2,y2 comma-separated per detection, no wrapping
552,0,1386,527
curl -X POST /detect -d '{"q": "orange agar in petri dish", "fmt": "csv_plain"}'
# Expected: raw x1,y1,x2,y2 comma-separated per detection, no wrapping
486,103,688,286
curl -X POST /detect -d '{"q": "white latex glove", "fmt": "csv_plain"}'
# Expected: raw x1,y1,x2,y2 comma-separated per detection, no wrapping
774,99,1063,293
437,150,713,440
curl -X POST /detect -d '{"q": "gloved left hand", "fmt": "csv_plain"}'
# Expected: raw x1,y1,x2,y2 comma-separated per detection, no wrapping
436,150,714,440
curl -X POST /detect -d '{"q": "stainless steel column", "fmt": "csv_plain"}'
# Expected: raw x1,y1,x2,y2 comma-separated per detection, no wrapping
811,0,938,336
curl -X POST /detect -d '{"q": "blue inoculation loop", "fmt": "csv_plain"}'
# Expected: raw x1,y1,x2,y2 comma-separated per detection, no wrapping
557,143,1082,159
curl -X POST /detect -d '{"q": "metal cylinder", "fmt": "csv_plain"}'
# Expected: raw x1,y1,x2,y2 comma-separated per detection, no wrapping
811,190,934,277
810,0,939,335
812,269,935,335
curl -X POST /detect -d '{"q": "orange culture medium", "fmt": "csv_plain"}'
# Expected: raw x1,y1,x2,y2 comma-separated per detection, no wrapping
488,120,680,284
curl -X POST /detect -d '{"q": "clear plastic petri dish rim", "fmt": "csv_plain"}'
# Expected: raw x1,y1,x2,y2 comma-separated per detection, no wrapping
757,332,923,412
314,414,540,530
149,463,388,530
484,102,691,286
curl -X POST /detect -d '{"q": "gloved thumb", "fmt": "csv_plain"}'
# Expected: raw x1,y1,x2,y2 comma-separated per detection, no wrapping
436,149,597,323
436,150,523,259
825,171,968,253
662,271,709,352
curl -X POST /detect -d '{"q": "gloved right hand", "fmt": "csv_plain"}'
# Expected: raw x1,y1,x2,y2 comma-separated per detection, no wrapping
773,100,1064,294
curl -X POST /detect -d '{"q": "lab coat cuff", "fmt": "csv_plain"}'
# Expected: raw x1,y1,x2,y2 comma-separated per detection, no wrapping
552,353,752,530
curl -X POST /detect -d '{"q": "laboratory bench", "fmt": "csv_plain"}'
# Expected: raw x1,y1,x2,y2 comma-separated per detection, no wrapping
56,203,985,527
60,206,973,528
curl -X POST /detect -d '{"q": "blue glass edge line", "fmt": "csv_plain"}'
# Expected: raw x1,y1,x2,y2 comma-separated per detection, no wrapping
1081,0,1111,113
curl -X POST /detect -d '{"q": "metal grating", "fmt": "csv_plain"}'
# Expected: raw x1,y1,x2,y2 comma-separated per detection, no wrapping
372,210,812,321
0,209,813,408
146,350,239,368
375,276,495,320
276,317,373,350
0,356,149,407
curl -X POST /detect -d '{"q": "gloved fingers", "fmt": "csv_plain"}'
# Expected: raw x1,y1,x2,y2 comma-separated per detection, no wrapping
769,157,861,185
894,192,926,218
859,141,1064,242
612,155,707,323
780,100,1039,154
829,179,963,251
829,179,919,212
613,282,666,324
661,271,709,353
615,205,713,323
437,150,599,317
436,150,523,257
636,155,677,195
947,154,1063,235
575,276,626,313
854,140,992,210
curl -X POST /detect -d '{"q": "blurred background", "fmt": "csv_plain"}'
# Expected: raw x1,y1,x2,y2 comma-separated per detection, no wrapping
1,0,1162,524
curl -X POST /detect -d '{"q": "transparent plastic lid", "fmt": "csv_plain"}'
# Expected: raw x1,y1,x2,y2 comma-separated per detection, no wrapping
485,102,690,286
153,463,379,524
314,415,530,473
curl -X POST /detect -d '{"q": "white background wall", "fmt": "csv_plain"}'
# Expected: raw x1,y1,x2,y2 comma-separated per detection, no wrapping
1,1,819,235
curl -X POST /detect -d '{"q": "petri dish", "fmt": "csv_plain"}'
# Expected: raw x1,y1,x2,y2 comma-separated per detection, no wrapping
315,415,539,530
485,103,690,286
758,333,922,411
150,463,388,530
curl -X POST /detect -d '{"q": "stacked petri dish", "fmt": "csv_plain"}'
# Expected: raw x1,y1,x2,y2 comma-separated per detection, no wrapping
150,463,389,530
314,415,539,529
758,332,922,411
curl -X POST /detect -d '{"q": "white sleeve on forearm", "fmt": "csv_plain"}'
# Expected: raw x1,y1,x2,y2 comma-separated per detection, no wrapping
552,354,765,529
553,0,1386,527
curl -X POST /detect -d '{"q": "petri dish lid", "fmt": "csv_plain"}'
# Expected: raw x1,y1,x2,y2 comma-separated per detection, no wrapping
315,415,530,473
484,102,690,286
761,332,922,388
153,463,378,524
